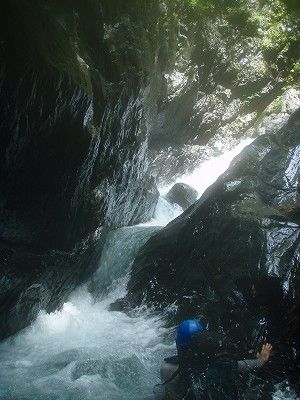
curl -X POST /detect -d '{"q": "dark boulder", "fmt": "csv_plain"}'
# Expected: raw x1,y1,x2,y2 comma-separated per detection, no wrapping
165,182,198,210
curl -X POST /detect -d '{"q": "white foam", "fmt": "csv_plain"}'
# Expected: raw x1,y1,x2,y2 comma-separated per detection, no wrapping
159,138,253,199
0,281,173,400
148,138,254,227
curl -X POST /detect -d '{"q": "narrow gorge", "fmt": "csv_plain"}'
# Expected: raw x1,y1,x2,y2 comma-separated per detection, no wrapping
0,1,299,399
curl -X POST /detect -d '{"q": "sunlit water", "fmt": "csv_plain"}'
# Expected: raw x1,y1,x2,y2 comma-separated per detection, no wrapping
143,138,254,227
0,140,298,400
158,138,254,199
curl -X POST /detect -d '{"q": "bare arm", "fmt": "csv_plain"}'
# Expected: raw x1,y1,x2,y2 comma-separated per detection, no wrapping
238,343,273,372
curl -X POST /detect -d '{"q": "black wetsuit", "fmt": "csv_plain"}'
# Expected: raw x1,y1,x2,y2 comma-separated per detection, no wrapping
156,331,267,400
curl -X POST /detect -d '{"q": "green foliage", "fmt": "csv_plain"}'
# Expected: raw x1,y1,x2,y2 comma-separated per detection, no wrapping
188,0,300,85
190,0,215,14
189,0,261,37
289,60,300,84
258,0,300,84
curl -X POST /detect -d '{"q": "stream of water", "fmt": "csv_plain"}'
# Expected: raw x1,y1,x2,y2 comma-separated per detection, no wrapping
0,140,298,399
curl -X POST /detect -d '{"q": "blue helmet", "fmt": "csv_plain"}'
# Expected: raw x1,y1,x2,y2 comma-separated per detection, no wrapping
176,320,204,348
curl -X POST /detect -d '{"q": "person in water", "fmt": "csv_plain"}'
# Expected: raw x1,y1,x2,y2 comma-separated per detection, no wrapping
156,320,273,399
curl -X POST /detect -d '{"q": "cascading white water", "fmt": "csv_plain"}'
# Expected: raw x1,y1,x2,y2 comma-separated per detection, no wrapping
144,138,255,227
158,139,254,199
0,226,175,400
0,140,298,400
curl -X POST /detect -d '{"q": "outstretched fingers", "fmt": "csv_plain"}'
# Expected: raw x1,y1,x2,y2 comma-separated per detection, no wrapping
257,343,273,362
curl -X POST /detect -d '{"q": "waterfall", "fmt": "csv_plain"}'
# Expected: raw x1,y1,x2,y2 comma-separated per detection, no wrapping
0,225,174,400
0,141,298,400
158,138,254,199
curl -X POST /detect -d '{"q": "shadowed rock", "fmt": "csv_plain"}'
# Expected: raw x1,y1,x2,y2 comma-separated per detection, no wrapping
165,182,198,210
0,1,161,339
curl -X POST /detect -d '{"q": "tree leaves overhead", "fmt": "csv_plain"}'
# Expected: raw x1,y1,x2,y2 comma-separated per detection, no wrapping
186,0,299,84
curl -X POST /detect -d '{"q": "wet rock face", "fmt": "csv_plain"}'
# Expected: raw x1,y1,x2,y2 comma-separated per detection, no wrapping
0,70,91,249
0,1,162,339
0,1,161,250
165,183,198,210
125,110,300,352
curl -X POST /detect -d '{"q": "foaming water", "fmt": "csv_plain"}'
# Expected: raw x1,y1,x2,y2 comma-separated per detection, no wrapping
140,196,183,227
0,226,176,400
141,138,254,227
273,387,299,400
159,138,254,199
0,268,174,400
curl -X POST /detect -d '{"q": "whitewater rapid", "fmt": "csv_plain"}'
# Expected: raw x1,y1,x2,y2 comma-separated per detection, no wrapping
0,139,298,400
0,225,174,400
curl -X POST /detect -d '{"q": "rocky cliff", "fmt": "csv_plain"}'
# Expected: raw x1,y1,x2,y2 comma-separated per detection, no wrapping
0,0,163,339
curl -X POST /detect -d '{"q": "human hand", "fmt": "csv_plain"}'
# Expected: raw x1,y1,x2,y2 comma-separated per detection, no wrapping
256,343,273,362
